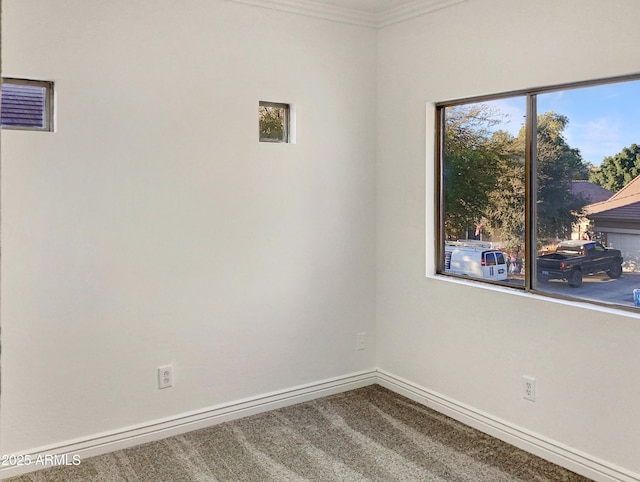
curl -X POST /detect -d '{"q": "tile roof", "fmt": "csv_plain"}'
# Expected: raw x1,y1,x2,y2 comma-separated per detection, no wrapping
588,201,640,221
571,180,613,204
584,174,640,220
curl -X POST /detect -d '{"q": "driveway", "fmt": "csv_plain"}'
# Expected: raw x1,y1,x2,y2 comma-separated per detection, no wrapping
536,271,640,308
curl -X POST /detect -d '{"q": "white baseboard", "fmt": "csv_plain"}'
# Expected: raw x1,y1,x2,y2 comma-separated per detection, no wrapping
377,369,640,482
2,369,638,482
0,370,377,480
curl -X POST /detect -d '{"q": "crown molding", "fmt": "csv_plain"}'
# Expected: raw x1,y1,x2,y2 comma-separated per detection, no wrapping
230,0,467,28
377,0,467,27
230,0,378,28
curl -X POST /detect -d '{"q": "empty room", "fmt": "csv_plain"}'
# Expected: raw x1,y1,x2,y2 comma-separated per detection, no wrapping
1,0,639,480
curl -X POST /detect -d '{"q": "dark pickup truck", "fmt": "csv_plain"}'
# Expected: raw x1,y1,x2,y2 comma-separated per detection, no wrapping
536,240,623,288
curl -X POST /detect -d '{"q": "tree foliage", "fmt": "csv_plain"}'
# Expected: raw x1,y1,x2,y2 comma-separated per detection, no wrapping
589,143,640,192
259,105,285,141
531,111,588,240
484,130,525,252
443,105,505,239
443,107,589,251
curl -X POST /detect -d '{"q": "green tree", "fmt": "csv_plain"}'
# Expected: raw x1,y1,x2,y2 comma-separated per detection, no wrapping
443,108,589,250
259,105,285,141
589,143,640,192
443,105,505,239
529,112,588,240
484,130,525,253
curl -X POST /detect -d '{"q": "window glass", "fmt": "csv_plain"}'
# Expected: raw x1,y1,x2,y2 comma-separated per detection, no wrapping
441,97,526,285
1,78,53,131
534,80,640,306
485,253,496,266
259,101,289,143
438,76,640,311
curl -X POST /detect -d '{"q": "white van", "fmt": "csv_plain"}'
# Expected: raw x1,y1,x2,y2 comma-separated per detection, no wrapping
444,242,508,281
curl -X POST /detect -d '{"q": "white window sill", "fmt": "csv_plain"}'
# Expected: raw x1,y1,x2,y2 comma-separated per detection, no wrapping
427,272,640,319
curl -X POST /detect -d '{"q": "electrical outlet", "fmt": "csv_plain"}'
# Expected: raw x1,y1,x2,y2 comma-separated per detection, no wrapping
357,332,366,350
158,365,173,389
523,376,536,402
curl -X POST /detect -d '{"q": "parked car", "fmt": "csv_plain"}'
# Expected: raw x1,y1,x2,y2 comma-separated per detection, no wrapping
536,240,623,288
444,241,508,281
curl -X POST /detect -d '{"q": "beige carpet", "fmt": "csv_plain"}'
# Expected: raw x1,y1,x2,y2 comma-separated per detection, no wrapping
6,385,590,481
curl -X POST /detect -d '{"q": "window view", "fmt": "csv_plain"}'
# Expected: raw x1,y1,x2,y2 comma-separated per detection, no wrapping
1,78,53,131
259,101,289,143
441,97,526,285
438,77,640,310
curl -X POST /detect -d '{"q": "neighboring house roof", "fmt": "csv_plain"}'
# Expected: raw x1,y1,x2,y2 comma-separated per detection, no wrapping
571,180,613,204
584,175,640,221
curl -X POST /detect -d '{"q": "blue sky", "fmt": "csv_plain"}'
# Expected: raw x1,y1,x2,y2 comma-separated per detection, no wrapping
486,79,640,165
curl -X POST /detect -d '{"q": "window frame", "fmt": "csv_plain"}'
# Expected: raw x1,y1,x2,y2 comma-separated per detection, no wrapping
259,100,290,143
434,73,640,311
1,77,55,132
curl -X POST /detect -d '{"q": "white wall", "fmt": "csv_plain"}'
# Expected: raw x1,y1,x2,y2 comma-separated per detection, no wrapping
4,0,640,478
376,0,640,475
1,0,376,454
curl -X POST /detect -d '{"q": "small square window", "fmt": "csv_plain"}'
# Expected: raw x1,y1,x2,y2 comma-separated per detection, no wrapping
1,78,54,131
259,101,289,143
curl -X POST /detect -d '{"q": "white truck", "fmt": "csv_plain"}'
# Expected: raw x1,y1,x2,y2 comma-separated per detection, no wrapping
444,241,508,281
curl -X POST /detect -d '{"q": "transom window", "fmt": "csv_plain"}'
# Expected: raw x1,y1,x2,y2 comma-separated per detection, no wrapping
1,77,54,131
436,75,640,311
259,101,290,143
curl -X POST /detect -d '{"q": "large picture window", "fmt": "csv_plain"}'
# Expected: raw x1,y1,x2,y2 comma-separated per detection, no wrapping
436,75,640,311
